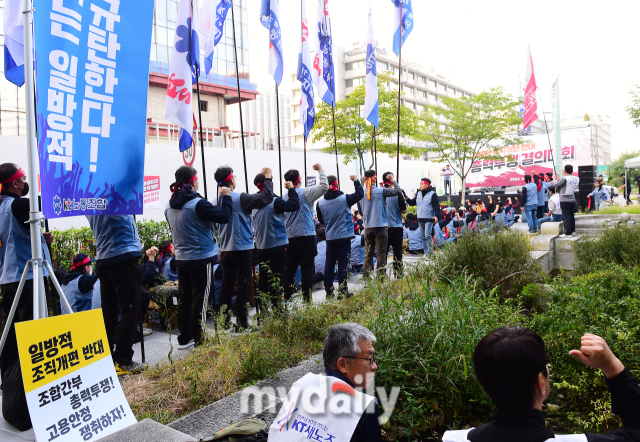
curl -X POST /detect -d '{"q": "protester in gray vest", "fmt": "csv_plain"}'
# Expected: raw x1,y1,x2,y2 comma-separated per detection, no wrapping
316,175,364,298
214,166,273,330
405,178,442,255
165,166,232,348
157,240,178,282
282,163,329,302
360,170,403,278
0,163,55,428
382,172,407,278
252,169,299,312
553,164,580,237
60,253,99,314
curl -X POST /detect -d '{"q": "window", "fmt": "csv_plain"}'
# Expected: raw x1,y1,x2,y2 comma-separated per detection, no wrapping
390,65,398,75
429,80,436,90
418,90,427,99
295,135,304,144
199,101,208,112
346,79,353,88
345,60,365,71
416,104,424,114
408,72,415,81
376,60,388,72
438,83,446,93
430,94,438,103
346,77,365,88
292,89,300,99
345,62,354,71
448,88,456,97
293,104,300,114
419,75,427,84
403,85,414,95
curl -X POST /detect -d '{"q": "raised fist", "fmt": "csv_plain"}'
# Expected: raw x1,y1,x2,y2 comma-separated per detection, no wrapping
284,181,294,189
219,187,231,196
262,167,272,178
350,175,357,182
313,163,322,171
146,246,159,260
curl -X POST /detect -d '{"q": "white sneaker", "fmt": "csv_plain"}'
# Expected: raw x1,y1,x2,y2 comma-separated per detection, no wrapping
559,234,567,238
142,328,153,337
178,339,195,350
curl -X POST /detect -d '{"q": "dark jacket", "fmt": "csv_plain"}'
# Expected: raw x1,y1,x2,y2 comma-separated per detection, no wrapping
169,186,232,223
404,220,420,231
466,369,640,442
325,369,384,442
240,178,277,214
0,190,29,231
60,271,99,293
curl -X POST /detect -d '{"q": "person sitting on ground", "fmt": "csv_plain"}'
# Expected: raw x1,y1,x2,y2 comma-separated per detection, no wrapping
403,213,424,254
268,323,383,442
313,225,327,285
443,328,640,442
157,240,178,282
350,224,366,273
60,253,99,314
538,186,563,229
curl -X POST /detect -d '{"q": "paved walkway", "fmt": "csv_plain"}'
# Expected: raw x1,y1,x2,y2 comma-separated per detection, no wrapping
132,255,426,367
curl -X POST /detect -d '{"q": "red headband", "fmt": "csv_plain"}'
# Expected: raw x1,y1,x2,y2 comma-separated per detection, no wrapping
329,180,339,191
1,167,25,184
257,182,265,191
71,256,90,272
219,173,233,185
294,175,301,186
188,174,198,184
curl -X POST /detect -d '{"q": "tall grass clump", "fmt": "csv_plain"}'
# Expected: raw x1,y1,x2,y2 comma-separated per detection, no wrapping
430,228,543,298
573,223,640,274
369,274,528,440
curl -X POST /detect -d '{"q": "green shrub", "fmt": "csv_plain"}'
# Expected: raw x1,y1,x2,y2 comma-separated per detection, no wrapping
370,275,528,439
430,228,544,299
573,223,640,274
50,220,172,270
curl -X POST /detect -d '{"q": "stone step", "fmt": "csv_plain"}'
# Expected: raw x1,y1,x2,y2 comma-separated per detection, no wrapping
100,419,197,442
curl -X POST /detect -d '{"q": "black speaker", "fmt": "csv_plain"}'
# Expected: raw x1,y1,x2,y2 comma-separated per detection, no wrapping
578,190,592,211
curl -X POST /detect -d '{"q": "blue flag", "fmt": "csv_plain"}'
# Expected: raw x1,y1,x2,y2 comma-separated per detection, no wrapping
3,0,25,86
364,3,378,128
392,0,413,56
260,0,284,85
313,0,335,106
198,0,231,75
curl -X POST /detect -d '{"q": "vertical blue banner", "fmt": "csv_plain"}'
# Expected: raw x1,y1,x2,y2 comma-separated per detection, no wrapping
34,0,155,218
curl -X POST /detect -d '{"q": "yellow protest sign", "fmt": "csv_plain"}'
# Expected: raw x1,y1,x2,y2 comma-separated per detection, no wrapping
15,309,136,442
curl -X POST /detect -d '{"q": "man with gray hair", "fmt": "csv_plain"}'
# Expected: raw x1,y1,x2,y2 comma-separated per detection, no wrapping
268,323,383,442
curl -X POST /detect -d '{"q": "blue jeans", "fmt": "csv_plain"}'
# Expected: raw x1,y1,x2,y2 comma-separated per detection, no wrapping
419,221,434,254
537,214,562,230
525,205,537,233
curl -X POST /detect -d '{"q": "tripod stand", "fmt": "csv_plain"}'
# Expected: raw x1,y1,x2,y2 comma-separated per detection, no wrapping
0,0,72,359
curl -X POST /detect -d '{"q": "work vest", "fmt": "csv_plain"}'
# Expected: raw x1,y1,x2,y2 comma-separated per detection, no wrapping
268,373,375,442
404,226,422,251
217,191,254,252
165,198,218,262
61,275,96,314
160,256,178,281
434,223,447,247
315,240,327,274
543,181,550,202
350,235,365,266
505,206,515,222
524,183,539,207
253,198,289,250
361,187,388,228
318,195,353,241
86,215,141,260
284,188,315,238
442,429,587,442
386,194,403,228
494,210,507,227
537,182,545,206
91,279,101,309
416,190,436,219
0,195,51,284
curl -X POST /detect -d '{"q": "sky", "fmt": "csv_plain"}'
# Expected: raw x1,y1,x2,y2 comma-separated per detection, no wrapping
247,0,640,159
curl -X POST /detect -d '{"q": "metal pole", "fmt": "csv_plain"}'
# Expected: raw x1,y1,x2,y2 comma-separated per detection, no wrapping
230,3,249,192
276,85,283,197
395,2,402,181
304,137,308,185
374,127,378,173
327,47,340,190
195,71,208,199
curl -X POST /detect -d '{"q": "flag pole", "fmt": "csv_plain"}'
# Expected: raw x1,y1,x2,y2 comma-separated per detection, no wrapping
395,3,402,182
304,137,308,185
195,70,208,199
300,0,307,186
230,3,248,192
327,52,340,190
276,84,283,197
373,126,378,173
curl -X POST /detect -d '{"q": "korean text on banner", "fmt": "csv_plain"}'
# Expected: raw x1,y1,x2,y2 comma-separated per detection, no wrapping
34,0,155,219
15,309,136,442
143,176,161,209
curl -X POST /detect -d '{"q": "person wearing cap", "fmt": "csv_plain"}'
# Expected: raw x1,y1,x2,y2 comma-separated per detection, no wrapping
251,168,299,312
316,175,364,298
60,254,100,314
405,178,442,255
282,163,328,302
0,163,55,409
360,170,403,278
157,240,178,282
382,172,407,277
619,172,632,205
214,165,274,330
165,166,232,349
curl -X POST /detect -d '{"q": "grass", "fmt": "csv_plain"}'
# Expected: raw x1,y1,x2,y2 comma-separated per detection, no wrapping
579,204,640,215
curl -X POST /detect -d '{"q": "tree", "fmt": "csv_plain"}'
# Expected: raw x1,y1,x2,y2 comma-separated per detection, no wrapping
312,75,421,177
417,87,522,202
627,86,640,128
607,150,640,186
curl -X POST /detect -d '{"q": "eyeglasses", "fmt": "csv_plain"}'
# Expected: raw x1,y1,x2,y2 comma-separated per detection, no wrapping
343,355,377,367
